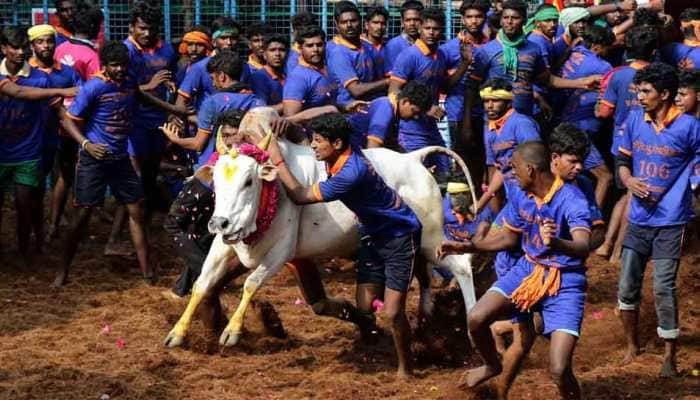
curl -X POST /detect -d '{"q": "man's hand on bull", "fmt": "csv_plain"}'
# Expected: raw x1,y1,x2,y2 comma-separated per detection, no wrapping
341,100,369,114
436,239,474,260
270,118,292,139
426,105,446,120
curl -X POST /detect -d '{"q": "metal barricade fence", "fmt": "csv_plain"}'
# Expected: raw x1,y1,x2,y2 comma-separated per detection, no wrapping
0,0,471,42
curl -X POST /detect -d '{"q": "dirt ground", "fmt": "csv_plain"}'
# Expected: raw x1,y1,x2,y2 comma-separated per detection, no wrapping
0,201,699,400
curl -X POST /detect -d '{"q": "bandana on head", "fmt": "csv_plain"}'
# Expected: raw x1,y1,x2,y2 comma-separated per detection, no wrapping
213,28,238,40
447,182,470,194
524,7,560,35
28,24,56,42
178,31,212,55
497,29,527,81
559,7,590,36
480,86,515,100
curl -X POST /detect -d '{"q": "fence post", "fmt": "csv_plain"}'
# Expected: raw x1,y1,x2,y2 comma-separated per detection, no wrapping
383,0,389,9
231,0,237,18
224,0,230,16
164,0,171,43
290,0,296,42
446,0,452,39
195,0,201,25
322,0,328,35
12,0,18,25
43,0,49,24
103,0,110,40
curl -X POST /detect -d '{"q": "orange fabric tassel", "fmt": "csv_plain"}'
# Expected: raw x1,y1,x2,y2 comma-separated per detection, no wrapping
511,264,561,311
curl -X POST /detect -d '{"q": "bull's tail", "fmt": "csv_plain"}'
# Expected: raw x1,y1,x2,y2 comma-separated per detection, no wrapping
410,146,479,212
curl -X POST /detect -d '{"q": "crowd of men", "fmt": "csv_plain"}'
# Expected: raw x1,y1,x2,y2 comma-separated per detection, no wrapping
0,0,699,397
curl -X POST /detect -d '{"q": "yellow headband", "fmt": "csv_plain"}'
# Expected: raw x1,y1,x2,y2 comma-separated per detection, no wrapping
28,24,56,42
479,87,514,101
447,182,470,194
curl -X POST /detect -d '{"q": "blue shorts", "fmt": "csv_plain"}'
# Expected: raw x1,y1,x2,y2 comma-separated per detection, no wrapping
584,144,605,170
356,230,421,292
489,258,587,337
128,127,166,157
494,251,522,279
74,151,144,207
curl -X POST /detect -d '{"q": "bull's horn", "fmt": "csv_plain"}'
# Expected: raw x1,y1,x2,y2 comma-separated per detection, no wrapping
258,129,273,151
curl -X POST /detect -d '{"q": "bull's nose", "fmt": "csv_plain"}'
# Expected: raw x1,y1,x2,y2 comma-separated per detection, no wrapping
209,217,230,232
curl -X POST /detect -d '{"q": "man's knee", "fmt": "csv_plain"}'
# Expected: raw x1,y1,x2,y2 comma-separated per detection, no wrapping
549,361,570,383
468,308,490,333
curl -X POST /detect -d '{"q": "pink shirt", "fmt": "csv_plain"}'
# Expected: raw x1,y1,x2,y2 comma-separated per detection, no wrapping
54,40,101,80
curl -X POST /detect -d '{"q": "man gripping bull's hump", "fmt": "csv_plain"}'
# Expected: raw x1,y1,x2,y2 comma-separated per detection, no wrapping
267,112,421,379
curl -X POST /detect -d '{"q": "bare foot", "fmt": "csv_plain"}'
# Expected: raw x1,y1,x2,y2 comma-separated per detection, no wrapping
659,359,678,378
620,346,640,365
104,241,135,256
594,242,612,258
459,364,502,389
161,290,185,302
52,271,68,288
396,368,412,381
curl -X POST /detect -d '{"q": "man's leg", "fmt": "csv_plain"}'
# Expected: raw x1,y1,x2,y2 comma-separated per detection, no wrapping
589,164,612,209
549,331,581,400
125,201,151,281
652,257,681,377
54,207,93,287
611,198,631,263
463,290,514,387
596,192,628,258
618,246,648,364
14,183,35,264
490,320,513,355
49,142,77,239
496,319,536,400
383,287,412,379
106,155,142,255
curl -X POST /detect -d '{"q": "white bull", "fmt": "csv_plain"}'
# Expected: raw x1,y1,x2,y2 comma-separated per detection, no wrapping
164,107,478,348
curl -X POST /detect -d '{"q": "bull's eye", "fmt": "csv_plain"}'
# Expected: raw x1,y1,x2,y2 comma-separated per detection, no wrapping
244,178,252,187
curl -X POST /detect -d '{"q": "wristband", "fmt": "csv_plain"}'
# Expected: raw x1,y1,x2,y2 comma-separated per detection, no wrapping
81,139,90,150
274,159,285,167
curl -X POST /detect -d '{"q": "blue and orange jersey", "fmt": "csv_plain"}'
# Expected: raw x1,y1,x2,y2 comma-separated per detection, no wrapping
442,195,496,241
286,43,301,73
178,55,215,109
250,66,285,106
440,31,491,122
194,90,265,169
0,63,58,163
366,94,399,146
483,109,541,174
598,60,649,155
312,147,421,238
660,41,700,70
283,58,337,110
618,107,700,227
470,38,548,116
384,33,414,75
66,72,138,158
29,58,82,142
503,176,592,269
559,45,612,134
361,35,387,78
124,37,178,129
241,54,265,84
327,36,381,107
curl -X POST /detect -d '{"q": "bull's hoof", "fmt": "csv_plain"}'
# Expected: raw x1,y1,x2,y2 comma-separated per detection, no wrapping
164,330,185,348
219,329,241,347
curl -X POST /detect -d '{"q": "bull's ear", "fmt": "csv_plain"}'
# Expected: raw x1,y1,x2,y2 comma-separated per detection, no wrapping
193,165,214,185
258,164,278,182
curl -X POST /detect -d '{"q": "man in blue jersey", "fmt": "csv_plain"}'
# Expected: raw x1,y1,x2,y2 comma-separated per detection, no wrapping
438,141,592,399
242,23,273,81
616,63,700,378
26,24,82,243
389,7,450,172
286,12,318,73
384,0,424,74
52,0,76,45
594,26,658,260
160,50,264,169
361,6,390,76
250,34,288,114
0,26,63,262
559,25,614,209
440,0,491,183
268,113,422,379
56,41,151,287
660,8,700,70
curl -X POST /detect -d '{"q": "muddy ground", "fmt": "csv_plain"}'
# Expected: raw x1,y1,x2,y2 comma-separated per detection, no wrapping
0,200,699,399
